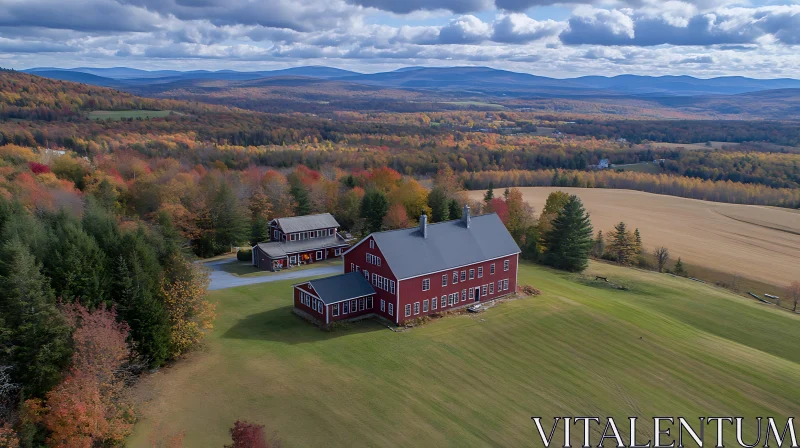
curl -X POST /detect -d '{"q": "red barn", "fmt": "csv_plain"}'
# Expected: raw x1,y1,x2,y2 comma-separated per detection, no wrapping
252,213,349,271
292,206,520,326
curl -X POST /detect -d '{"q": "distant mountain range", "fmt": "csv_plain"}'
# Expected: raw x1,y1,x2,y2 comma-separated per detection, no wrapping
20,65,800,97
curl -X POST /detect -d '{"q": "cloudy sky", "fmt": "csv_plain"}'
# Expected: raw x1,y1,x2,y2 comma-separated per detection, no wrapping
1,0,799,78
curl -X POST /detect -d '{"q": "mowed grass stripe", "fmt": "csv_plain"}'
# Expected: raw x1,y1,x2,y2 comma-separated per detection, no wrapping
128,262,800,447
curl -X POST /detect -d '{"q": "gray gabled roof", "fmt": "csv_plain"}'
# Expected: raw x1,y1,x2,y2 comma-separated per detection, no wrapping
369,213,520,280
275,213,339,234
306,272,376,305
255,234,348,259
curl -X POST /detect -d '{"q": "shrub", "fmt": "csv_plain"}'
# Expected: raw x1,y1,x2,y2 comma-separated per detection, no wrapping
236,249,252,262
28,162,51,174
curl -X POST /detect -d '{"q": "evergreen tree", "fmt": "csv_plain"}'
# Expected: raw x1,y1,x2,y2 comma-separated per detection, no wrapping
0,239,72,397
633,228,643,254
290,182,311,216
503,188,510,201
541,195,594,272
674,258,688,277
484,184,494,203
448,199,461,220
426,187,449,223
251,216,270,245
211,183,250,252
592,230,605,258
520,225,540,261
360,189,389,233
607,222,635,265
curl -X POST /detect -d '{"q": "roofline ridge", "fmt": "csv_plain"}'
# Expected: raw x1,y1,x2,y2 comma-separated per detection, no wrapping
371,212,498,237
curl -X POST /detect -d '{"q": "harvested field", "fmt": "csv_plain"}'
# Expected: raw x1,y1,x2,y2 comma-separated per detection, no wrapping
467,187,800,287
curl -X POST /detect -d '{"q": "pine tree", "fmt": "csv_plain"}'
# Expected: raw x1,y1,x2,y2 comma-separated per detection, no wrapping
674,258,687,277
633,228,643,254
448,199,461,220
484,184,494,203
0,239,72,397
426,187,449,223
607,222,635,265
592,230,605,258
289,182,311,216
360,189,389,233
541,195,594,272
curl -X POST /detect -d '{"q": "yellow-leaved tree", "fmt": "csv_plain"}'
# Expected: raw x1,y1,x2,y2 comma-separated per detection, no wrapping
160,254,215,357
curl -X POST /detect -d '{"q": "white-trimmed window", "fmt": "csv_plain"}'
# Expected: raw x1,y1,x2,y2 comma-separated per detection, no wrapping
431,297,437,310
478,267,483,278
504,279,509,291
441,296,447,308
498,280,502,291
364,270,369,280
448,293,455,306
372,273,377,286
290,255,297,264
489,283,494,295
355,265,360,272
422,278,430,291
380,299,385,312
343,301,349,314
369,239,375,249
423,299,429,312
461,289,467,301
367,297,373,309
504,260,510,271
291,234,297,241
442,274,448,287
390,280,396,294
405,304,411,317
453,271,458,284
490,263,495,275
316,250,323,260
414,302,420,315
351,299,357,312
469,269,475,280
388,303,394,316
469,288,474,299
461,270,466,282
350,263,355,272
482,285,488,296
335,248,342,256
333,303,340,317
329,229,335,236
359,298,365,311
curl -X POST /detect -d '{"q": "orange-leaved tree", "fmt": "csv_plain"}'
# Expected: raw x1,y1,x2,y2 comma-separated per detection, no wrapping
160,255,215,357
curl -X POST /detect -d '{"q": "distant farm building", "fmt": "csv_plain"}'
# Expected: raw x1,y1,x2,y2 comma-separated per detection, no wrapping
293,206,521,327
252,213,349,271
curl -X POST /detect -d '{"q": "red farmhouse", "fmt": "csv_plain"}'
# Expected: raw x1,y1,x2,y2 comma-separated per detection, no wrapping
293,206,521,326
252,213,349,271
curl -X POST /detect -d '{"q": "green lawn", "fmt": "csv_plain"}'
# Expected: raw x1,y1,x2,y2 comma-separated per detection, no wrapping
128,261,800,447
220,258,342,277
88,110,175,120
613,162,662,174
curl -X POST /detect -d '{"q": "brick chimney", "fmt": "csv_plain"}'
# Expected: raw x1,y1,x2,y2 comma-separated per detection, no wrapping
463,204,471,228
419,214,428,238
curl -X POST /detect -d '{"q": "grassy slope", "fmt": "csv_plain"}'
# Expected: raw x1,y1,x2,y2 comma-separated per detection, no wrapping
128,261,800,447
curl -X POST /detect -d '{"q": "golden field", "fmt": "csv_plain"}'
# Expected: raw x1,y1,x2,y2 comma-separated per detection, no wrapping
468,187,800,287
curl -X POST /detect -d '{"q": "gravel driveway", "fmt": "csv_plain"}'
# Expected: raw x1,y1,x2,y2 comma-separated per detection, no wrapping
204,259,341,291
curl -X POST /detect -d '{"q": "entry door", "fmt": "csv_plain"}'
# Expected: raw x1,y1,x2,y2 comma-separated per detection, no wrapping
474,287,481,302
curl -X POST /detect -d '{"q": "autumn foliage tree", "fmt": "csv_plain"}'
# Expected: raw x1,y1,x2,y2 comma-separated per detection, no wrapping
159,255,215,357
383,204,410,230
42,303,134,448
225,420,280,448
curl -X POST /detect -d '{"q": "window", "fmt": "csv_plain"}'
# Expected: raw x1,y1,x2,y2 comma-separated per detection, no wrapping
329,229,335,236
504,279,509,291
469,269,475,280
431,297,437,310
469,288,474,299
367,297,373,309
405,304,411,317
490,263,495,275
291,234,297,241
273,230,279,240
335,248,341,256
422,278,430,291
390,280,395,294
388,303,394,316
351,299,357,312
441,296,447,308
316,250,323,260
478,267,483,278
343,301,349,314
442,274,448,287
359,298,365,311
372,273,377,286
449,293,456,306
489,283,494,295
423,299,429,312
462,289,467,301
290,255,297,264
498,280,503,291
369,239,375,249
333,303,339,317
355,265,360,272
504,260,510,271
350,263,355,272
364,270,369,280
453,272,458,284
414,302,420,315
461,270,466,282
380,299,385,312
482,285,488,296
